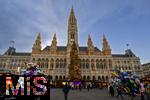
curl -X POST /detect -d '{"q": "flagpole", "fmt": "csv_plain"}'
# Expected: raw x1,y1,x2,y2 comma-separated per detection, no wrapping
126,43,129,49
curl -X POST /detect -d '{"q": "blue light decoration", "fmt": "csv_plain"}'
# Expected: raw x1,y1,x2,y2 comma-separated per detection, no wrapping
70,81,81,86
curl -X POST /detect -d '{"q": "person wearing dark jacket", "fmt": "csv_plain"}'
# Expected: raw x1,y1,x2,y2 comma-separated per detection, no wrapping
109,85,115,97
116,85,124,99
63,84,70,100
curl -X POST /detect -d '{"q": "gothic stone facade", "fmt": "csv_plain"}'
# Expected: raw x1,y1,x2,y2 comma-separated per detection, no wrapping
142,63,150,77
0,7,143,81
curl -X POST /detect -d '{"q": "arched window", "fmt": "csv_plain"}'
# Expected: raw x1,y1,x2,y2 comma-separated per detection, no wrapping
56,59,59,68
91,63,94,70
32,58,35,63
109,59,112,68
45,58,49,68
83,59,85,69
50,59,54,68
1,59,3,62
102,76,105,81
86,59,89,69
59,76,62,80
63,76,65,80
96,63,99,69
37,58,41,67
103,59,107,69
50,76,52,80
98,76,101,80
4,63,6,68
87,76,90,80
55,76,58,80
64,59,66,68
129,66,131,70
106,76,108,81
96,59,99,69
83,76,86,80
42,58,45,68
45,63,48,68
86,63,89,69
91,59,94,70
60,59,63,68
93,76,95,80
41,62,44,68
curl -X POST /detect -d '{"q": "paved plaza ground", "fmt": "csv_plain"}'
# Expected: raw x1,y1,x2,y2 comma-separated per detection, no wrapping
50,88,141,100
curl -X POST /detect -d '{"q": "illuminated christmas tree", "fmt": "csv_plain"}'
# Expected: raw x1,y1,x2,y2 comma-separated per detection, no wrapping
68,41,81,81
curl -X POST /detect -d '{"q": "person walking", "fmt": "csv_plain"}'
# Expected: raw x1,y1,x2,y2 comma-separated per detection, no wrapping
87,84,90,91
63,83,70,100
140,82,145,100
116,85,124,99
79,84,82,91
109,84,115,97
145,84,150,100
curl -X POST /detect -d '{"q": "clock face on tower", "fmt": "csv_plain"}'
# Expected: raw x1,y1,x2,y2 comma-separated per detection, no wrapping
70,33,75,45
71,39,75,45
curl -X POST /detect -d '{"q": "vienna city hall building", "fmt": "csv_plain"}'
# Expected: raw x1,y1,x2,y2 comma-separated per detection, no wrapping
0,7,143,82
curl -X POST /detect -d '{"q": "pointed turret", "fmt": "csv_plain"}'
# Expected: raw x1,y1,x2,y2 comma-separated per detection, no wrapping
102,35,111,56
67,6,78,47
50,33,57,54
87,34,94,54
70,6,75,16
32,33,41,54
51,33,57,47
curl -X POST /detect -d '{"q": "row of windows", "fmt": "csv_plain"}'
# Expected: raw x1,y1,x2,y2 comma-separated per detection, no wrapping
0,62,112,69
33,58,66,62
116,60,130,64
33,58,112,62
134,66,141,70
81,59,112,62
50,75,109,81
0,58,29,62
115,66,132,70
80,63,111,69
143,68,150,71
0,58,112,64
116,60,139,64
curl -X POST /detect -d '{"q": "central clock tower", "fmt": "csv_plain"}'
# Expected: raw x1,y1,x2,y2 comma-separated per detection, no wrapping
67,6,78,48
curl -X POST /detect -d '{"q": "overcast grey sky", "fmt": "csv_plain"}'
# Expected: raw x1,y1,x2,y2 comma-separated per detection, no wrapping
0,0,150,64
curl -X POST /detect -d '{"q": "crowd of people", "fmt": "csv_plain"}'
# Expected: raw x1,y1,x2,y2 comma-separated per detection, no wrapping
61,80,149,100
108,70,150,100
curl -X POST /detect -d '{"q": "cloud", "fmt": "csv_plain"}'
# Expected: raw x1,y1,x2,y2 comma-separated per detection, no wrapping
0,0,68,53
0,0,150,63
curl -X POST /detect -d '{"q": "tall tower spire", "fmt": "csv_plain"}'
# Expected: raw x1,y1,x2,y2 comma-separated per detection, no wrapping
67,6,78,47
71,6,75,16
32,33,41,54
102,34,111,56
51,33,57,47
